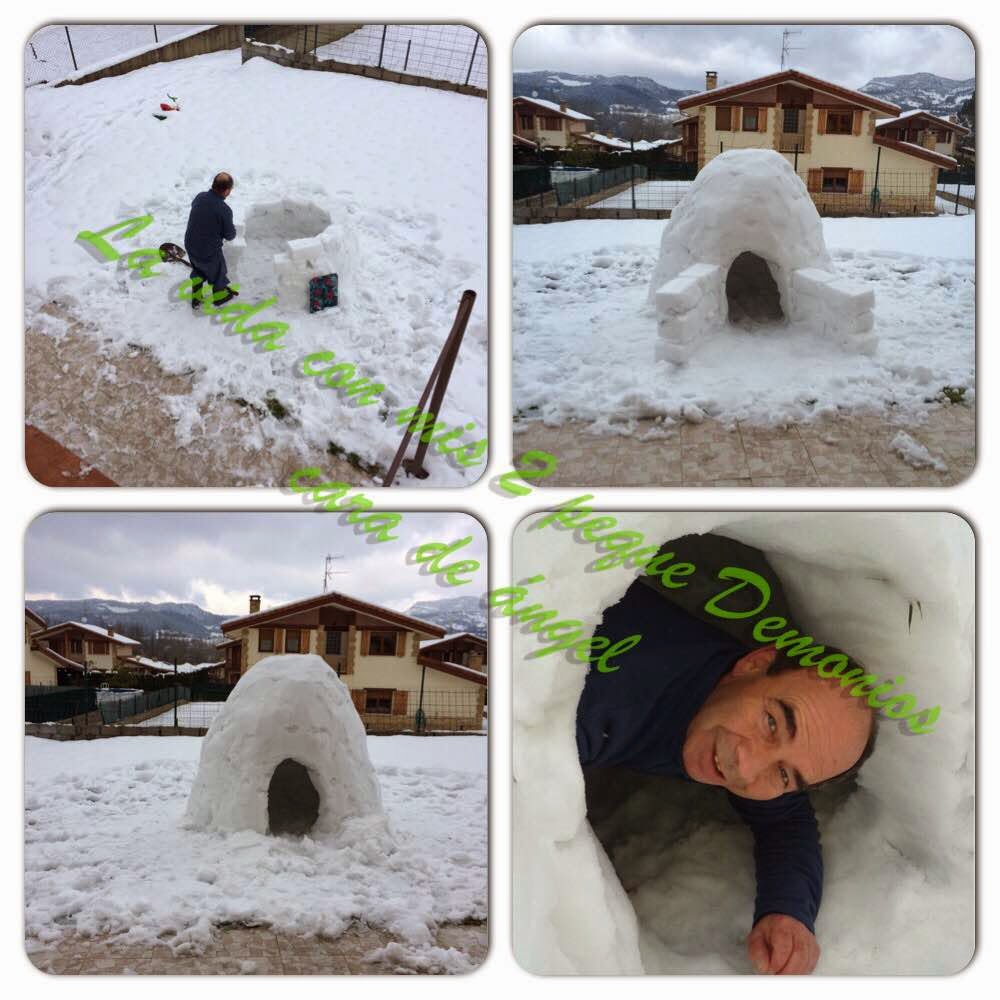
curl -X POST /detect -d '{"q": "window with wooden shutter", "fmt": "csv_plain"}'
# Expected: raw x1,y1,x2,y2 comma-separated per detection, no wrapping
392,690,408,716
825,111,852,135
350,689,366,713
757,108,768,132
360,630,370,655
783,107,800,132
852,110,862,135
731,106,741,132
258,628,274,652
742,108,759,133
806,169,823,193
847,169,864,194
274,628,284,654
821,168,850,192
395,632,407,657
368,630,397,656
715,106,732,131
325,629,342,655
364,688,394,714
284,628,301,653
816,109,827,135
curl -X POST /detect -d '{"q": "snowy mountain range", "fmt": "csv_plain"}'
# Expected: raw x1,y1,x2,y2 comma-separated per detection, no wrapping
515,70,694,130
25,599,229,639
405,596,487,639
858,73,974,116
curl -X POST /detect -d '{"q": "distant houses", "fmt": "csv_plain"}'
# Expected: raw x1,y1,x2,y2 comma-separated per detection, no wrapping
26,615,141,681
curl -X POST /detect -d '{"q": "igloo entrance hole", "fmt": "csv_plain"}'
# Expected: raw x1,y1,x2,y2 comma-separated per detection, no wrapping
235,200,332,291
267,758,320,836
725,251,784,325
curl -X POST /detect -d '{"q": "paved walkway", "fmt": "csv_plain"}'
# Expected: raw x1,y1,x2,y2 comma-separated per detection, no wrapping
27,921,487,975
514,405,975,487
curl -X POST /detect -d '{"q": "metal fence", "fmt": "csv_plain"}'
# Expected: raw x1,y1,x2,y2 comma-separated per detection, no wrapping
25,685,96,723
356,688,485,734
24,24,207,86
553,164,650,206
313,24,486,89
514,164,552,201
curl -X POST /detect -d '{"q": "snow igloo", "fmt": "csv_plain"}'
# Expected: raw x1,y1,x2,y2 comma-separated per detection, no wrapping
648,150,877,364
226,198,359,311
513,512,974,975
184,654,386,838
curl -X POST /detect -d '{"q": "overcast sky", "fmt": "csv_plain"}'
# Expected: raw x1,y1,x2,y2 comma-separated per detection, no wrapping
25,512,488,616
514,24,975,92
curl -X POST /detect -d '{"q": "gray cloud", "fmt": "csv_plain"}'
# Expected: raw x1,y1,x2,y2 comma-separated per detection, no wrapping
25,512,488,615
514,24,975,91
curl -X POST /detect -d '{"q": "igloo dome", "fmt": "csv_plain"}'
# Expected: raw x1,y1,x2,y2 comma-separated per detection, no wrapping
648,149,876,364
184,654,386,838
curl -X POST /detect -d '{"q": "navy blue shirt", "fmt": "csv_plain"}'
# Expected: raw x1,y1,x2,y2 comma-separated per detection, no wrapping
576,580,823,933
184,190,236,261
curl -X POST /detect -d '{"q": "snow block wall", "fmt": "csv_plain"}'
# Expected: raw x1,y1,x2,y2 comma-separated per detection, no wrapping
513,513,974,975
649,150,877,363
184,654,387,839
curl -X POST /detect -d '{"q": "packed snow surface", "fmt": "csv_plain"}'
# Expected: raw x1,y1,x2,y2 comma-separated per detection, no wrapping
512,512,973,975
135,701,224,727
25,729,486,955
513,214,974,429
184,656,384,836
25,50,487,485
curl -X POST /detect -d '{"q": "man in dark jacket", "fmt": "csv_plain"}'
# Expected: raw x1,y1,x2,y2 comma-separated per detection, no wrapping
184,172,237,309
576,533,878,976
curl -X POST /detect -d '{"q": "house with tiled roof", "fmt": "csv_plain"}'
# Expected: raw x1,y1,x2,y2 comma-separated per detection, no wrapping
874,109,970,159
675,69,957,213
514,96,595,150
29,619,140,674
219,592,486,730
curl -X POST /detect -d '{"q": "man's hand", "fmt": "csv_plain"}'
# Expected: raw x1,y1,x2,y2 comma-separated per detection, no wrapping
746,914,820,975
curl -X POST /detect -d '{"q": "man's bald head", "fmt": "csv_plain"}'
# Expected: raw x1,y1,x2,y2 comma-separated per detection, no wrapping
682,645,878,800
212,172,234,196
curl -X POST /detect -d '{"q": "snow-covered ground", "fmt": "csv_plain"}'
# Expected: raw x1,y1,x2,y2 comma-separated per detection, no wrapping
591,180,693,210
25,733,486,966
316,24,486,90
512,512,974,975
25,49,487,485
134,701,224,727
513,214,974,430
24,24,209,86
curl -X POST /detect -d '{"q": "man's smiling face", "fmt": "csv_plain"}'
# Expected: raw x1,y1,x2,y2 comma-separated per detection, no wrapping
682,646,874,800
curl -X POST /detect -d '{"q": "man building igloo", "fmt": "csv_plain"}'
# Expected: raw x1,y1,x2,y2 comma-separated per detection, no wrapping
648,149,876,364
184,654,386,838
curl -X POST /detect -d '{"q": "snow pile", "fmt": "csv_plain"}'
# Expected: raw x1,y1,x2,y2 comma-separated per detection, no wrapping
890,430,948,471
25,733,486,956
512,215,974,429
184,655,384,838
25,50,486,485
513,512,974,974
648,150,875,363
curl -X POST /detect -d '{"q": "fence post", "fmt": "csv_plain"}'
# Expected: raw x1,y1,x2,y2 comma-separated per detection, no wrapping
630,140,636,210
955,180,961,216
403,39,411,73
153,25,158,44
64,26,78,72
416,663,427,733
464,33,479,86
377,25,387,68
871,146,882,216
794,143,799,172
173,658,178,727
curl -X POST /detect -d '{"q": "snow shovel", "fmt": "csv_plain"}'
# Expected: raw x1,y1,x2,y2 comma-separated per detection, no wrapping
159,243,239,301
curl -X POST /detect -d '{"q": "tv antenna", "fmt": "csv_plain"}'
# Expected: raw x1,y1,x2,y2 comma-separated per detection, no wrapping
780,28,804,70
323,554,347,592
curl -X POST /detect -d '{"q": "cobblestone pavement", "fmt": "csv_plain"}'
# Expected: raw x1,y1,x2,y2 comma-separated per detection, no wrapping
27,922,487,975
514,405,975,487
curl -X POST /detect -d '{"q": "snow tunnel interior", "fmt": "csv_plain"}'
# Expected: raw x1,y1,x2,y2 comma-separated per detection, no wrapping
267,758,320,836
725,251,784,326
237,199,332,291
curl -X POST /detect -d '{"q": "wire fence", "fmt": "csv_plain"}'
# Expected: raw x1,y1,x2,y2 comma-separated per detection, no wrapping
25,685,484,734
314,24,486,89
24,24,208,86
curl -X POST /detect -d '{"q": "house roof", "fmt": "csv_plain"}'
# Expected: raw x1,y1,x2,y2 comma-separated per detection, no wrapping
580,132,630,150
513,133,539,148
873,134,957,169
221,591,446,639
672,114,700,126
875,109,971,135
33,645,84,672
420,632,487,652
119,655,172,673
677,69,900,116
25,607,46,628
417,654,487,686
33,620,141,646
514,96,595,122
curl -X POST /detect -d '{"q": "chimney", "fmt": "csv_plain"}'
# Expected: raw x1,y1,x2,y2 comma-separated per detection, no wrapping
107,626,114,636
706,71,718,91
249,594,261,613
559,101,567,113
922,130,938,150
948,114,958,124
